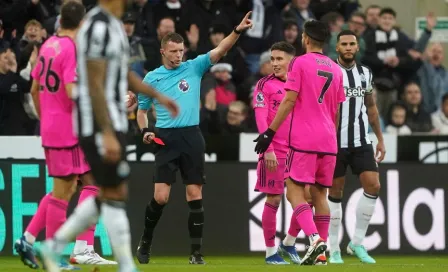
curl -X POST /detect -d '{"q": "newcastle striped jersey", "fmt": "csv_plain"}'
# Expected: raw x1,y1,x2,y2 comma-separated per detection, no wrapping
74,6,129,137
337,59,373,148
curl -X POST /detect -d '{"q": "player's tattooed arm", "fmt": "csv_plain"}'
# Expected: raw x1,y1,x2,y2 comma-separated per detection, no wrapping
30,79,40,119
335,104,341,132
269,90,297,132
86,60,114,133
365,93,383,141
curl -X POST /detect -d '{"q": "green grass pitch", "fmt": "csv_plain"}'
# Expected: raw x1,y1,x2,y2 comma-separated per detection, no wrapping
1,256,448,272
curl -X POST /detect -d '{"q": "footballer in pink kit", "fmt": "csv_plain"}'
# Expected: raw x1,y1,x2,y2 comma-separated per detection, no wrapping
254,20,345,265
14,2,115,270
253,42,301,265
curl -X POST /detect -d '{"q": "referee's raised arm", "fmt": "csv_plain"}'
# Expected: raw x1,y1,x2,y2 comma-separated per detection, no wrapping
209,11,254,64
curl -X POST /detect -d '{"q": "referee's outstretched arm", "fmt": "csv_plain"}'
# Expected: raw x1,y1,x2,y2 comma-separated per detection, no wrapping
209,11,254,63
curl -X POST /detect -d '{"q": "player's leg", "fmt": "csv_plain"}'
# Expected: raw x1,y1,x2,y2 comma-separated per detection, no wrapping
71,171,117,265
16,193,51,269
285,151,325,265
39,134,137,272
180,127,207,264
136,182,172,264
346,145,379,264
327,149,349,264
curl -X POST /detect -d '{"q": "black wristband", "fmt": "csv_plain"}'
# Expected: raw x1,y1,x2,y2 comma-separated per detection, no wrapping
141,128,151,134
233,26,243,35
265,128,276,137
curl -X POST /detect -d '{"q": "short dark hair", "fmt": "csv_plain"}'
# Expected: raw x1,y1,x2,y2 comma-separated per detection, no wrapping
380,7,396,18
350,11,366,21
366,4,381,13
442,93,448,104
161,32,184,47
303,20,330,47
337,29,358,42
158,17,175,28
320,12,344,27
60,1,85,30
270,41,296,56
283,19,299,30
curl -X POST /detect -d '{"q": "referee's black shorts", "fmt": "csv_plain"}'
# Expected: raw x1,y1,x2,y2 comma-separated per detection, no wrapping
333,144,378,179
153,125,205,185
79,132,130,187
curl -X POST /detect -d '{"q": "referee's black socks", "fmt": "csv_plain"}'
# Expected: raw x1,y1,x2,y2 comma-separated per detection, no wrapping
143,198,165,243
188,199,204,254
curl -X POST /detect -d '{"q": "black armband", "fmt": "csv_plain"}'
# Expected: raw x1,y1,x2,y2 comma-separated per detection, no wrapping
233,26,243,35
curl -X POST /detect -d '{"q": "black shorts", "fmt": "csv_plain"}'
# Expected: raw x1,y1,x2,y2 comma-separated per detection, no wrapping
79,132,129,188
153,125,205,185
333,144,378,179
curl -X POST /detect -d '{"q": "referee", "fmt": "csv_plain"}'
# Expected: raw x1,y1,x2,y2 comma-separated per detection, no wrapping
136,12,254,265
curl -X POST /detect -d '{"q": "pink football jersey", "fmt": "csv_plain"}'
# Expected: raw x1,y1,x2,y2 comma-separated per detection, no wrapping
253,74,291,158
284,53,345,154
31,36,78,148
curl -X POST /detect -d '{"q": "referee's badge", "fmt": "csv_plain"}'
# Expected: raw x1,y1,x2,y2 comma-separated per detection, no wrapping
178,79,190,93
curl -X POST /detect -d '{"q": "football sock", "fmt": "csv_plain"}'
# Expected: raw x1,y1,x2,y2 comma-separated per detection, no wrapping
314,215,330,241
283,204,313,246
75,186,99,253
53,197,100,254
143,198,165,243
328,196,342,254
293,203,318,237
45,196,68,239
352,192,377,246
24,193,51,244
101,200,136,271
188,199,204,254
262,202,278,257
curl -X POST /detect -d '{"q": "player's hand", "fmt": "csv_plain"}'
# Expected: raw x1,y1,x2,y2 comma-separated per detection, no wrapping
143,132,155,144
157,94,179,117
253,128,276,154
125,91,137,108
264,151,278,172
375,140,386,163
102,131,121,164
236,11,253,32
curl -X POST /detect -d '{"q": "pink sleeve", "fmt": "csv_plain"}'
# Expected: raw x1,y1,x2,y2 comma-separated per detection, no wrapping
62,44,77,84
31,58,42,81
284,61,301,93
253,82,275,153
337,74,346,103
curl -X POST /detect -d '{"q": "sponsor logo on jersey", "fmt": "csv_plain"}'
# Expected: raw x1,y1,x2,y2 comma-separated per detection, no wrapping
344,86,368,97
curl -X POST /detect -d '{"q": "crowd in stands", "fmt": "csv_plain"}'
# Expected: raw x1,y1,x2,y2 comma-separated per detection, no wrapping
0,0,448,138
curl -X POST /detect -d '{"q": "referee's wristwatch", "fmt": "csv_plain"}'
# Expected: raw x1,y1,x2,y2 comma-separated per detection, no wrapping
233,26,243,35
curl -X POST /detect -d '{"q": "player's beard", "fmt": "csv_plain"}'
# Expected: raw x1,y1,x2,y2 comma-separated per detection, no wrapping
340,52,356,64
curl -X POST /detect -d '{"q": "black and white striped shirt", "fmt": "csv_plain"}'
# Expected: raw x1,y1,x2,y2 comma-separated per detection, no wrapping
74,6,129,137
337,59,373,148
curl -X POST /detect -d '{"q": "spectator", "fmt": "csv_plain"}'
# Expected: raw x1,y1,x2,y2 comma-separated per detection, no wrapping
364,4,381,34
197,24,248,86
15,19,44,58
143,17,175,73
201,63,237,111
309,0,344,20
239,51,273,105
363,8,423,118
346,11,366,61
322,11,344,60
385,102,412,135
122,12,147,77
418,42,448,114
283,19,303,56
0,20,10,50
236,0,283,74
402,82,433,133
129,0,157,39
431,94,448,134
282,0,316,32
44,0,82,36
0,48,36,135
153,0,191,41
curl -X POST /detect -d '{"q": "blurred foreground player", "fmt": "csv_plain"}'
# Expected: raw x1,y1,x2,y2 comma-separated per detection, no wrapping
14,2,115,270
252,42,301,265
254,20,345,265
136,12,253,265
328,30,385,264
37,0,179,270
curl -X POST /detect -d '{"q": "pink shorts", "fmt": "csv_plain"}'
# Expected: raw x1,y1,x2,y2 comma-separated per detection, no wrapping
255,158,288,195
287,150,336,188
45,145,91,178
